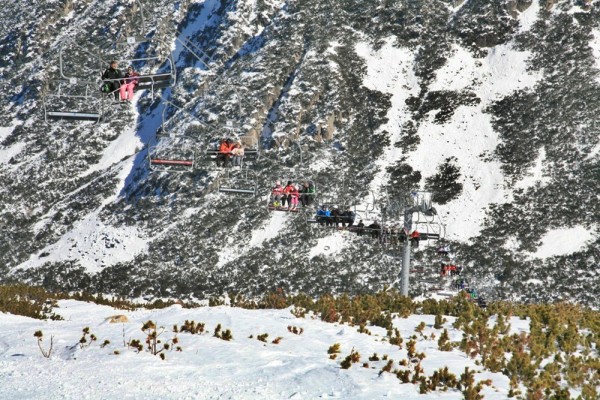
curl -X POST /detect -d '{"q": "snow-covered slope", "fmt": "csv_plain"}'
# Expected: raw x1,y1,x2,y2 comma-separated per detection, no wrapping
0,300,521,399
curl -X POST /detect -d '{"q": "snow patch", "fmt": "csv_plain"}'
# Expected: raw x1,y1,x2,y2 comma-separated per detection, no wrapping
517,1,540,33
0,123,16,142
528,225,597,259
79,114,142,179
0,123,25,165
16,212,147,274
309,232,348,258
217,212,288,268
355,37,419,195
413,43,541,240
248,212,287,247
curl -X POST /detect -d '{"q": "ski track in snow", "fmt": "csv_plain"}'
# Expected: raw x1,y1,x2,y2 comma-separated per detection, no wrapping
0,300,522,400
528,225,598,259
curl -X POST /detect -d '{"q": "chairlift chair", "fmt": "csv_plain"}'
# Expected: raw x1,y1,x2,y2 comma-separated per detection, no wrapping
218,168,257,196
148,135,197,173
267,176,318,213
205,133,260,169
43,79,103,123
101,36,176,99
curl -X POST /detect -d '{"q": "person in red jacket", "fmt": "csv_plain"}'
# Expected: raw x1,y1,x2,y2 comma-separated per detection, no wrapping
410,230,420,248
281,181,295,208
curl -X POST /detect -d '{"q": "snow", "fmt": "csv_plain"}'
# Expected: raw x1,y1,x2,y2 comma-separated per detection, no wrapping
218,211,289,267
248,211,288,247
15,211,147,274
0,300,515,399
0,123,25,165
355,38,419,199
412,43,541,240
528,225,597,259
591,29,600,85
0,123,16,142
79,110,143,179
309,231,349,259
356,37,542,241
517,1,540,34
16,152,149,274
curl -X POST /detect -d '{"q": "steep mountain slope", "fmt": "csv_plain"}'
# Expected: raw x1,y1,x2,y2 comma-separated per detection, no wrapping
0,0,598,305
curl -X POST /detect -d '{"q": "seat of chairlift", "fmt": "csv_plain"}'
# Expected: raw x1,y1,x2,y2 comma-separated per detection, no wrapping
135,74,173,91
47,111,101,121
150,158,194,166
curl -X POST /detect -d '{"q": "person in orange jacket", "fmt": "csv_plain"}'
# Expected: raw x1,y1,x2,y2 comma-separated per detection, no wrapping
217,138,234,167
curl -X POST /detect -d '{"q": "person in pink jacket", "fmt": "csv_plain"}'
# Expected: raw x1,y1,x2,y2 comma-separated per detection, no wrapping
120,66,139,101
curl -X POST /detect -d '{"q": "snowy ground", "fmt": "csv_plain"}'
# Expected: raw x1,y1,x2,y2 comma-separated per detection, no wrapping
528,225,598,259
0,301,518,400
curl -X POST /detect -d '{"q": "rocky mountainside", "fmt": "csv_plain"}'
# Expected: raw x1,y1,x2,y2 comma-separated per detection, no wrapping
0,0,598,306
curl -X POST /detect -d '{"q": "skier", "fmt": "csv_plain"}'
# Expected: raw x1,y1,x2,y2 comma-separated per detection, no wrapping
216,138,233,167
341,207,355,228
410,230,420,248
316,206,331,225
299,181,315,207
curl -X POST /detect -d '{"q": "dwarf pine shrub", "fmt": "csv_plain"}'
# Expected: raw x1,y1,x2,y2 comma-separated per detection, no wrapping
287,325,303,335
438,329,452,351
79,327,97,349
257,333,269,343
340,349,360,369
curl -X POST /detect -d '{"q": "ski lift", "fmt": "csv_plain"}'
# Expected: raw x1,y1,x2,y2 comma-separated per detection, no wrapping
267,178,318,213
148,135,197,173
43,79,103,123
218,168,257,196
410,191,436,215
100,36,176,100
204,134,260,168
412,217,445,242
